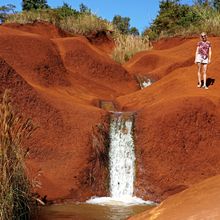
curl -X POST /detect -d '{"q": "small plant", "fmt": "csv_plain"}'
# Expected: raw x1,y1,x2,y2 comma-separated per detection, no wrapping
112,34,151,63
0,90,35,220
91,123,109,169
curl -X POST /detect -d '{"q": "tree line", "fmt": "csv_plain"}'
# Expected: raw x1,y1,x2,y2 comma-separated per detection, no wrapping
0,0,140,35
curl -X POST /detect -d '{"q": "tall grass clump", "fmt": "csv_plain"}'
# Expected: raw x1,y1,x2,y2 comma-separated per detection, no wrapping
112,34,151,63
5,9,59,25
0,90,35,220
59,14,114,35
5,9,114,36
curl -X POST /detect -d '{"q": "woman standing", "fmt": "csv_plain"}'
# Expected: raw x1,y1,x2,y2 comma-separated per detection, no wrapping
195,32,212,89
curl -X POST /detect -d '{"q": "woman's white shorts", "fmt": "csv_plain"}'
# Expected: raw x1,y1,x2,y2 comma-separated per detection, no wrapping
195,54,209,64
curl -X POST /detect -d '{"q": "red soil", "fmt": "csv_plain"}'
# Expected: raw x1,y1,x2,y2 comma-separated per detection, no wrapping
3,21,69,39
0,23,137,202
1,22,220,207
118,37,220,202
129,175,220,220
86,30,115,54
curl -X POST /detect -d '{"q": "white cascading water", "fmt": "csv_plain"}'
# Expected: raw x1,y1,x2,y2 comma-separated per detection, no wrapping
87,112,154,205
140,79,152,89
109,112,135,199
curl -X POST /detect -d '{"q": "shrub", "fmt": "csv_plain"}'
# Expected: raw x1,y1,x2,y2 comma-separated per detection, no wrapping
53,3,79,20
5,9,59,25
59,14,114,35
0,90,35,220
22,0,49,11
5,8,114,36
145,1,203,40
0,4,16,23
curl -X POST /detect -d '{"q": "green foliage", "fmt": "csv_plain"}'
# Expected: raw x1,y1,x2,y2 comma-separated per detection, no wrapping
22,0,49,11
0,4,16,23
79,3,91,14
194,0,209,6
213,0,220,10
145,0,203,39
113,15,130,34
53,2,78,20
129,27,139,36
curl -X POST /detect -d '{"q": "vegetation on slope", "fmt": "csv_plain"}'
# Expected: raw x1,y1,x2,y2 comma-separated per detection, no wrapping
1,1,150,63
0,90,36,220
145,0,220,40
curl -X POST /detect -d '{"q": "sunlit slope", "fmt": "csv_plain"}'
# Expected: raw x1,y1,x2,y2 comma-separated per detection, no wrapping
129,175,220,220
118,37,220,202
0,23,137,201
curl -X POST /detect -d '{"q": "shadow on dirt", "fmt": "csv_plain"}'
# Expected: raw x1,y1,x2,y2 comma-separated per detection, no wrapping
201,78,215,87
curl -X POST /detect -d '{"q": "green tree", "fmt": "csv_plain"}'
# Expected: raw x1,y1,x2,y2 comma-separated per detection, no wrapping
212,0,220,10
55,2,78,19
145,0,201,39
113,15,130,34
194,0,210,6
129,27,139,36
22,0,49,11
0,4,16,23
79,3,91,14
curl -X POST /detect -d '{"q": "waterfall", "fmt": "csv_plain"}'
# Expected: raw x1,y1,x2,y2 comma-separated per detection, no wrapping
141,79,152,89
86,111,154,205
109,112,135,198
136,75,153,89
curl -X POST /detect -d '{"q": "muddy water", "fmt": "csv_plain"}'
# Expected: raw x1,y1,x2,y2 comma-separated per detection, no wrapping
38,203,154,220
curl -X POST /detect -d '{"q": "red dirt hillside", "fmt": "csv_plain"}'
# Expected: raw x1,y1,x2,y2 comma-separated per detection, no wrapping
1,21,220,206
117,37,220,202
129,175,220,220
0,23,137,202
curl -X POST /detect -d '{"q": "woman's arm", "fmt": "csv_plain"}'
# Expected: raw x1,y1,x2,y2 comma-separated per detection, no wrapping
209,47,212,63
195,46,199,64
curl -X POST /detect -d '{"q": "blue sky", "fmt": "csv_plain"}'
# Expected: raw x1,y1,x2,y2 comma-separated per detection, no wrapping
1,0,193,32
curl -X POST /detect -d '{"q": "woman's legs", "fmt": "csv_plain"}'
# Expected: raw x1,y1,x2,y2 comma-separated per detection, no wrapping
202,64,208,89
197,63,202,87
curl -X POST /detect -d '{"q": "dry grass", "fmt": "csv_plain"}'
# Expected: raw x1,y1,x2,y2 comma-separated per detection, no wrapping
5,9,58,25
91,123,109,169
112,34,152,64
5,10,114,36
5,10,152,63
0,90,35,220
59,14,114,35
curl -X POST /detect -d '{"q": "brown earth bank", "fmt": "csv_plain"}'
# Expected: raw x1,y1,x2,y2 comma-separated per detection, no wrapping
1,22,220,206
0,22,137,202
128,175,220,220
